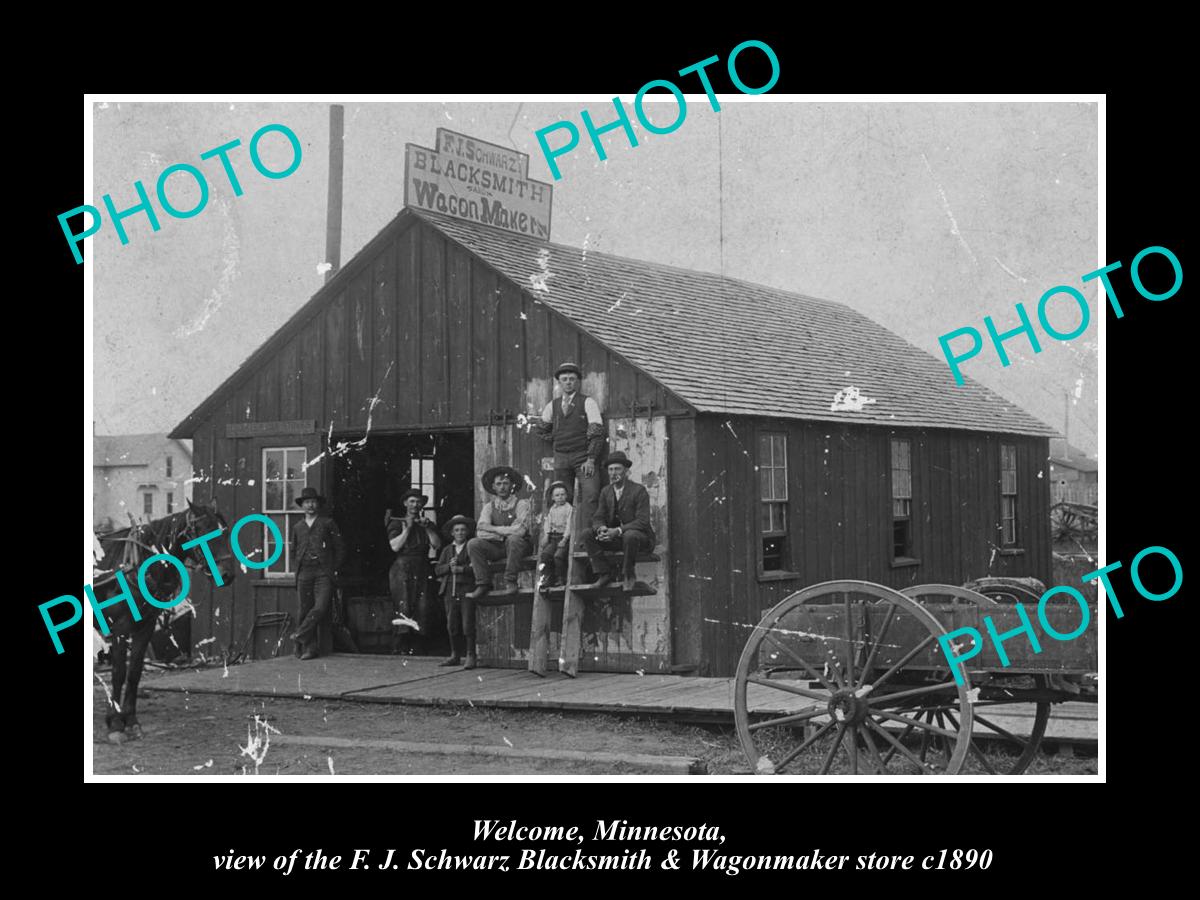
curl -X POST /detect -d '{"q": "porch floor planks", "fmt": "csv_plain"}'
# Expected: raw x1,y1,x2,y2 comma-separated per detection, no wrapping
139,655,1097,741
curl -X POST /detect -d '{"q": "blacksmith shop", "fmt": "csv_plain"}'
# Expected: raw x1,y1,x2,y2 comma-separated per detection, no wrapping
170,129,1056,678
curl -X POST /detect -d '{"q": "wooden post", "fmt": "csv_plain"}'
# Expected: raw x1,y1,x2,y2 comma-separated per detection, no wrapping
557,502,585,678
527,545,551,677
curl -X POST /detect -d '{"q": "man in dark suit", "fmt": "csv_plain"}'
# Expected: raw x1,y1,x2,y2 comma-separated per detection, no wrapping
582,451,656,592
289,486,346,660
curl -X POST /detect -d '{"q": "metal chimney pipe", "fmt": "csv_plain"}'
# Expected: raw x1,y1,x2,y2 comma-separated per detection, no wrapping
324,104,345,283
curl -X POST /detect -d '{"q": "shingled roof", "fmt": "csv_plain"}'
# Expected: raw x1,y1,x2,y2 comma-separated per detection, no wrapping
416,210,1056,437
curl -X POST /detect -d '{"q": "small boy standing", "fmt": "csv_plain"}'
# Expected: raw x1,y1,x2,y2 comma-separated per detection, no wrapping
434,515,478,669
537,481,573,592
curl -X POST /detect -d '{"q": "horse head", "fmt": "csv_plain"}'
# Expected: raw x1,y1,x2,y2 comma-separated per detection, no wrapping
182,497,237,585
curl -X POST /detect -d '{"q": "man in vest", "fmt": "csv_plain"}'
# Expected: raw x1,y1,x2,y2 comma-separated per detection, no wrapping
466,466,532,599
535,361,606,526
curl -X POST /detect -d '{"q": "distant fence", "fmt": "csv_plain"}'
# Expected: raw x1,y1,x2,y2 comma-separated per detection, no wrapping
1052,482,1097,506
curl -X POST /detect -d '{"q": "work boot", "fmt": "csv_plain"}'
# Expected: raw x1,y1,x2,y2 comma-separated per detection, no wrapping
466,585,490,600
439,656,462,667
589,572,612,590
463,653,477,670
494,582,518,596
300,647,318,661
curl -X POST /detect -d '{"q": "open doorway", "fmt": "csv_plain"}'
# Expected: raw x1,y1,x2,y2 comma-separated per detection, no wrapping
331,430,475,656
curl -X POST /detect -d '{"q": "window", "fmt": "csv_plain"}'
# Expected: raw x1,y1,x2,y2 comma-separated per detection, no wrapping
411,456,437,524
891,438,913,559
263,447,307,575
143,493,154,516
759,433,788,572
1000,443,1018,546
166,493,174,514
165,455,173,477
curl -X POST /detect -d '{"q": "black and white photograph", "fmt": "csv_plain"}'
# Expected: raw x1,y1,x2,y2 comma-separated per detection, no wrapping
83,95,1101,779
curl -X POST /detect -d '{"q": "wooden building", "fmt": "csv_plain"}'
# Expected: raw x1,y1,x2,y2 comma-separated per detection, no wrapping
170,207,1056,678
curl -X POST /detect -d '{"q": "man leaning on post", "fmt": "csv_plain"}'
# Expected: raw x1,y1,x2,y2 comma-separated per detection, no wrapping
534,361,606,525
288,486,345,660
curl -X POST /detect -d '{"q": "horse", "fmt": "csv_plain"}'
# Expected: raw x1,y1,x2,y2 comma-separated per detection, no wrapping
93,498,236,743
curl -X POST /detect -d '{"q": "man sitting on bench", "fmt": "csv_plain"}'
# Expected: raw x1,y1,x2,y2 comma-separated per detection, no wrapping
582,451,655,592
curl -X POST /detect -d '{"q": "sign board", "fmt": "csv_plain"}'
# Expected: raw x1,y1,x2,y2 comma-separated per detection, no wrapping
436,128,529,179
404,137,553,240
226,420,317,438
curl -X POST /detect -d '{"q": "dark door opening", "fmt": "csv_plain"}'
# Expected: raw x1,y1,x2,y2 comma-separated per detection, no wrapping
331,430,475,656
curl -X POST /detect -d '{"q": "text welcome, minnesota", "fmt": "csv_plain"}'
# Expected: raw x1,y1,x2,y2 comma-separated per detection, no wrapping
473,819,725,844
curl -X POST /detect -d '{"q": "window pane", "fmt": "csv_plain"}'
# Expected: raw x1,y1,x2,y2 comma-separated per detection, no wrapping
773,435,785,467
775,503,787,534
265,451,282,481
144,494,153,515
761,502,772,534
411,459,420,484
762,536,784,571
759,434,771,465
285,479,304,508
265,481,283,511
760,465,771,501
423,459,434,484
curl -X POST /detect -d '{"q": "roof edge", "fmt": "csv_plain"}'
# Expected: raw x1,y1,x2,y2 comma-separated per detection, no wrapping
169,208,423,439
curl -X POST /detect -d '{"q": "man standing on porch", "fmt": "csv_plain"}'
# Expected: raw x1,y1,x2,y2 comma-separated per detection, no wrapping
535,361,606,526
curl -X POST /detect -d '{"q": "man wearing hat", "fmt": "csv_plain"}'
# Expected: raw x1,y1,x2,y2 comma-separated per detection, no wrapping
582,451,656,592
289,487,346,660
534,361,606,526
434,514,477,668
466,466,531,599
387,488,442,651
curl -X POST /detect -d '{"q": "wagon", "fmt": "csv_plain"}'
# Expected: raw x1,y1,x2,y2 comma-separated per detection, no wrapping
733,580,1097,775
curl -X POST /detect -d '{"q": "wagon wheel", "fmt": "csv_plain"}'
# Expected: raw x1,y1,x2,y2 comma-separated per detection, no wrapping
734,580,973,775
1050,504,1081,543
901,584,1050,775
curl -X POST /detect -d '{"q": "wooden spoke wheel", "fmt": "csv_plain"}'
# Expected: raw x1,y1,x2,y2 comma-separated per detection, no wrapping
734,581,974,775
901,584,1050,775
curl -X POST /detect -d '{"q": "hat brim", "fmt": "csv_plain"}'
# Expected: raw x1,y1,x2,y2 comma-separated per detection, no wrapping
398,490,430,507
481,466,525,495
554,366,582,379
442,517,476,541
294,493,326,506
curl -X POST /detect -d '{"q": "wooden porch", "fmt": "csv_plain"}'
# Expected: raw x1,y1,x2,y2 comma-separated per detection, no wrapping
142,654,1098,744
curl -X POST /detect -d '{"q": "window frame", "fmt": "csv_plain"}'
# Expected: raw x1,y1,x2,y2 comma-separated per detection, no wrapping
1000,442,1020,548
143,492,154,516
756,429,797,579
890,436,919,566
262,446,308,577
165,455,173,478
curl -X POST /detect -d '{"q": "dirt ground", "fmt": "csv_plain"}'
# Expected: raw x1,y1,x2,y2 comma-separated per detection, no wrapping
92,668,1097,776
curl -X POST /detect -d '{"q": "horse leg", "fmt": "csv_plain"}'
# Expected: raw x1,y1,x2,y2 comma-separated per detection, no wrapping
121,616,157,739
107,636,129,742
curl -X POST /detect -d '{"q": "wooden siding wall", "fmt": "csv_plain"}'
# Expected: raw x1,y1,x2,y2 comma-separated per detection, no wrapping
469,416,670,673
675,415,1052,677
185,218,685,661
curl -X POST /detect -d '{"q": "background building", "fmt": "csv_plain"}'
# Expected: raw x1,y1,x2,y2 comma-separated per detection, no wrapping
93,433,193,533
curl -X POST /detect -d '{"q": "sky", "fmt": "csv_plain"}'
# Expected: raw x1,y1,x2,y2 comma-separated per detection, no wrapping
90,99,1098,456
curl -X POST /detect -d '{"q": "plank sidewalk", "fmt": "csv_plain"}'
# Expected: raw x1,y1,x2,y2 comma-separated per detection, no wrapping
143,654,1097,741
